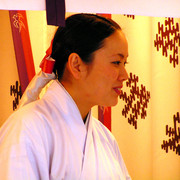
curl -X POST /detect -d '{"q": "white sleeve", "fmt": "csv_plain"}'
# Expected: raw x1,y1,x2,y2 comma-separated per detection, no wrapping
0,145,39,180
0,114,50,180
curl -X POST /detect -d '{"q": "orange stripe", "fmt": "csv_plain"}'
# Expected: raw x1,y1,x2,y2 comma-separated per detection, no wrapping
96,13,111,19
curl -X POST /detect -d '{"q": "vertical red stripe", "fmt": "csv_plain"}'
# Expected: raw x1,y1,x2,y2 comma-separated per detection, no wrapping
98,106,104,124
18,10,35,82
9,10,29,93
103,107,111,131
98,106,111,131
9,10,35,93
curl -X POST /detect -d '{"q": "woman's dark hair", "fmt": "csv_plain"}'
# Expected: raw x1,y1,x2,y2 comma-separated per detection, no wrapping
51,13,121,80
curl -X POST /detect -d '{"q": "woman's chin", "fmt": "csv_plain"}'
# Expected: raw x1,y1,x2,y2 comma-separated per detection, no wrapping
101,99,118,107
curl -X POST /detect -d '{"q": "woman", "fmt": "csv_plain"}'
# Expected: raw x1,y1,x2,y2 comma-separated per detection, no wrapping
0,13,131,179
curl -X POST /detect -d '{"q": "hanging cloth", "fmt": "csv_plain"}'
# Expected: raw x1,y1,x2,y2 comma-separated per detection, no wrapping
46,0,66,26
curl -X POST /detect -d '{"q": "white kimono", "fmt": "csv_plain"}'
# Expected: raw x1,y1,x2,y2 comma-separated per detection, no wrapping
0,80,131,180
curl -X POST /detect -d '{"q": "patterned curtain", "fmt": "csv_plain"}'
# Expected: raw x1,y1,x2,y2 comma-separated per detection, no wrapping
110,15,180,179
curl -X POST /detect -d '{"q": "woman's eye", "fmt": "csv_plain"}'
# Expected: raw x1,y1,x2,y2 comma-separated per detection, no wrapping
112,61,129,66
112,61,121,65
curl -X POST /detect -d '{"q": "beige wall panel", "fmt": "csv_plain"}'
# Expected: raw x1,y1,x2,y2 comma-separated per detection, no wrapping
151,17,180,180
0,10,19,126
111,15,152,180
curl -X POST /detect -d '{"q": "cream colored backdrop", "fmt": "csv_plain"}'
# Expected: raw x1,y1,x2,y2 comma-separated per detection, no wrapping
112,15,180,180
0,11,19,126
0,11,180,179
112,15,153,179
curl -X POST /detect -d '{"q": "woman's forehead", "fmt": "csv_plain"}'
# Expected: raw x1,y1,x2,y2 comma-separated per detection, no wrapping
99,31,128,57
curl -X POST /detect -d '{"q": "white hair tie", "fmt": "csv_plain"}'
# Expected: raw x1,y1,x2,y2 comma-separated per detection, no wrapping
19,39,56,108
19,70,56,108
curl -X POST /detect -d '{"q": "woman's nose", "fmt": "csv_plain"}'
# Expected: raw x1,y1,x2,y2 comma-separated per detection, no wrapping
118,66,129,82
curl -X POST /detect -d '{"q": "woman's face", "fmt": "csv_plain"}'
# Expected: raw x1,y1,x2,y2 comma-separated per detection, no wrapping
82,30,129,107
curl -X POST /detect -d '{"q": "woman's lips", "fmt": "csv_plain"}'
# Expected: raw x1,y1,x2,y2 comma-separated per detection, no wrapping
113,87,122,95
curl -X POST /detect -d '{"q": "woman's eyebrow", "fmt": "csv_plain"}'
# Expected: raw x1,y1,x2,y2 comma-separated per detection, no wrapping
109,53,128,59
117,53,129,59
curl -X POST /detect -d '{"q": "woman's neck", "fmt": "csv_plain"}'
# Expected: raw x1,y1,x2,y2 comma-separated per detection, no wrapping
60,80,92,122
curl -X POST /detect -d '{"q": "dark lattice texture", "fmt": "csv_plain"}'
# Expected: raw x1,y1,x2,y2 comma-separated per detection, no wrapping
161,112,180,156
10,81,22,110
154,18,180,68
119,73,151,129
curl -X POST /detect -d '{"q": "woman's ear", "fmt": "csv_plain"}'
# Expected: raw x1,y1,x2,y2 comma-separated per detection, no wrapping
67,53,87,79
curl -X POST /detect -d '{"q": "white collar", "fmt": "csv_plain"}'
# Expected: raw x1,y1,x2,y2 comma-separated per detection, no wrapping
43,80,93,154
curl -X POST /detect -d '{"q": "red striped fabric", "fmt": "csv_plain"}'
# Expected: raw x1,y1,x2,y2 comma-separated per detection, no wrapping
9,10,35,93
98,106,112,131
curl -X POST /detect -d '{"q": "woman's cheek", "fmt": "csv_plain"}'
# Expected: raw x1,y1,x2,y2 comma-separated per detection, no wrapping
107,68,119,80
